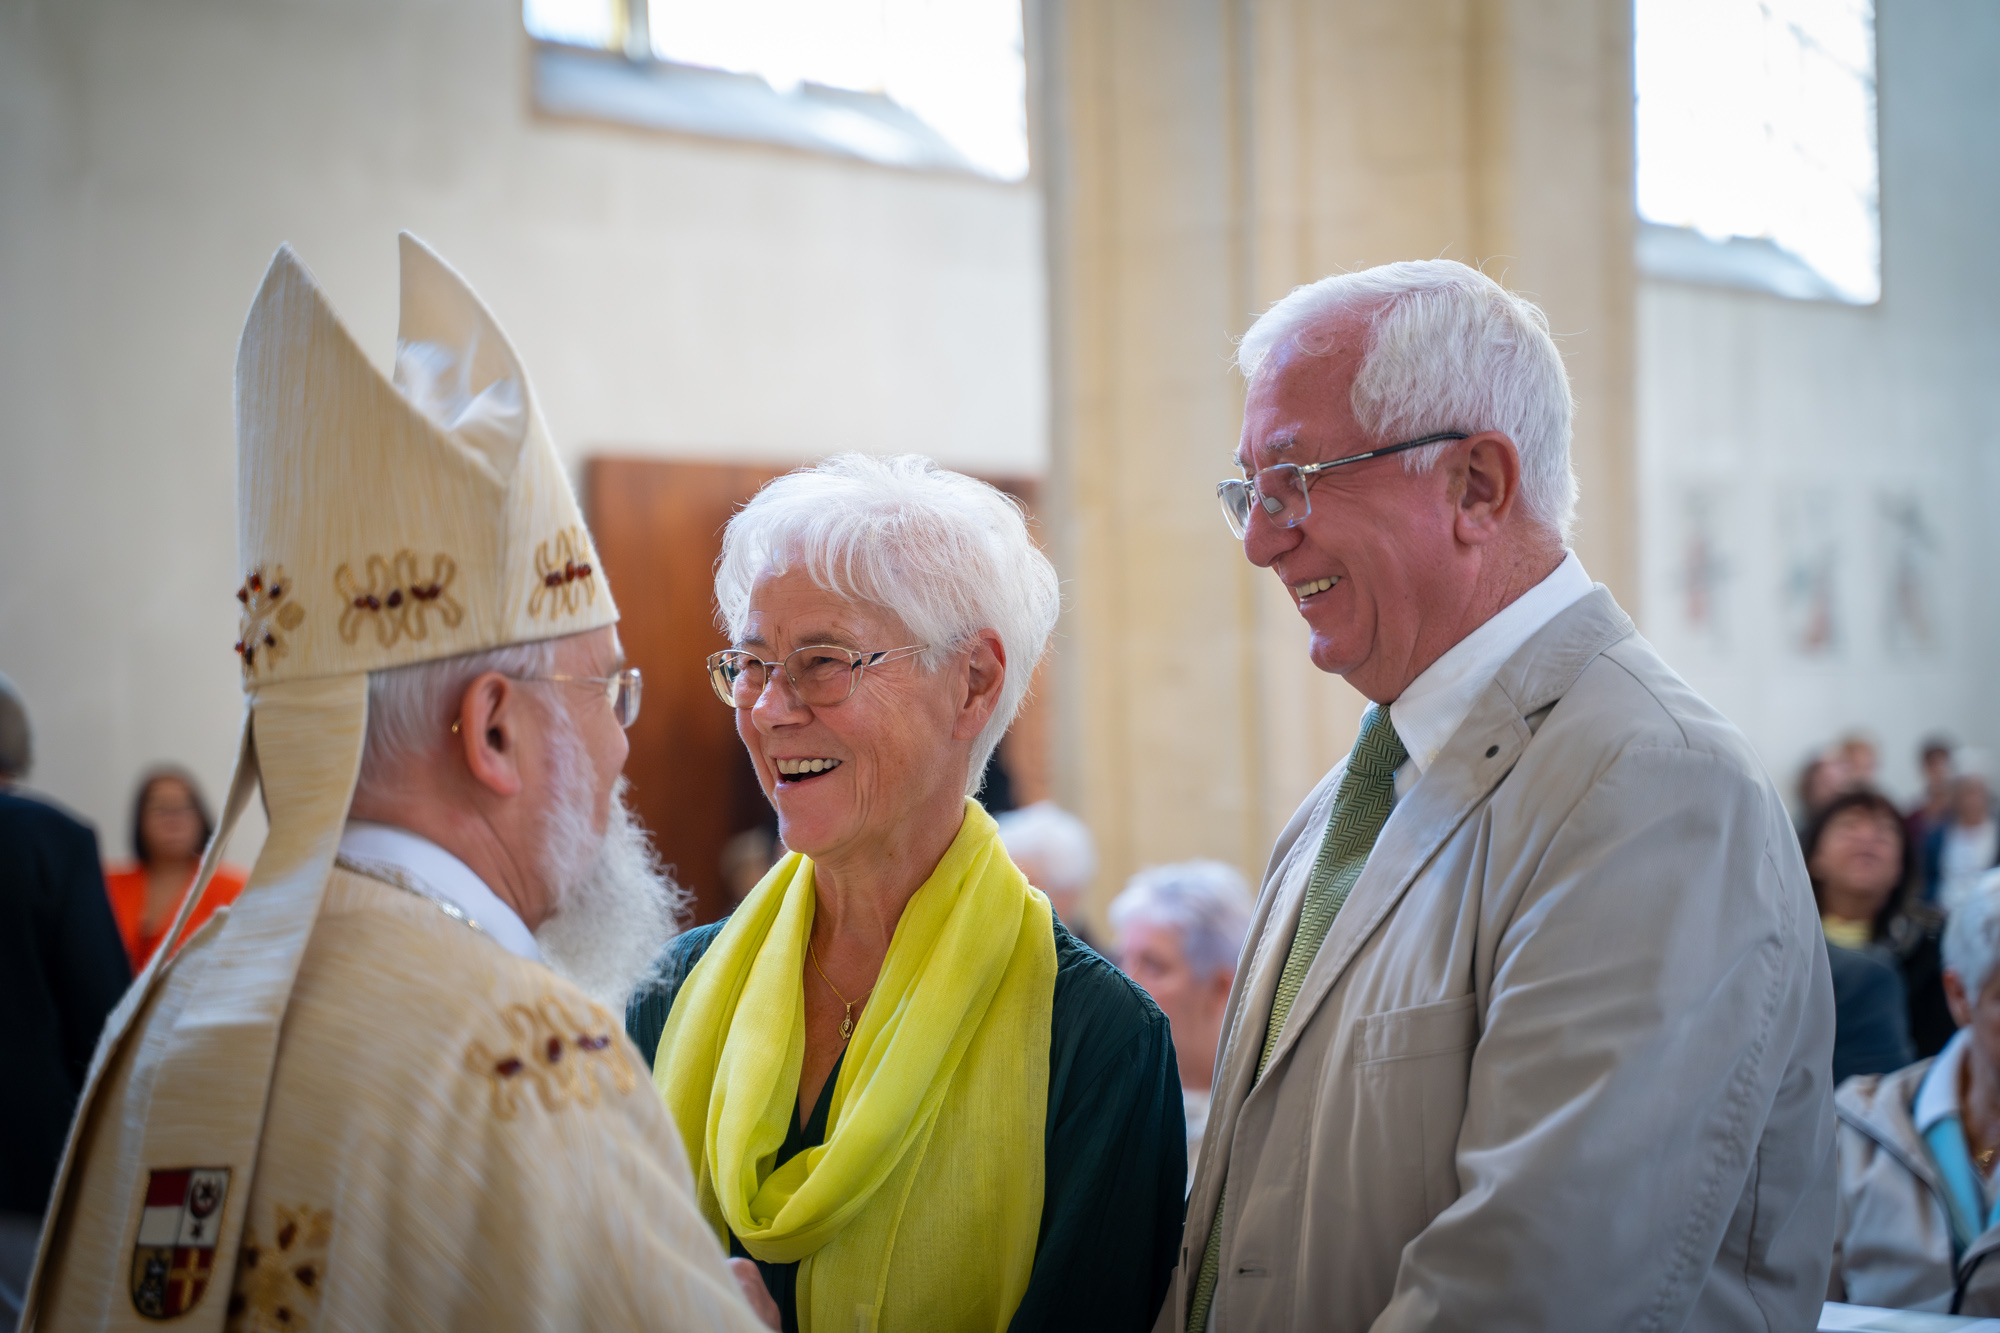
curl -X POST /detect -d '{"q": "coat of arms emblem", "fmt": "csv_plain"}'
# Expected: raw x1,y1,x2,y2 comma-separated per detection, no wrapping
130,1167,231,1319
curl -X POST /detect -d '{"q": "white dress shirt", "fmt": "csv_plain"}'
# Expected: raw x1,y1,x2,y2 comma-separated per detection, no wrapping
1388,551,1593,797
337,820,542,962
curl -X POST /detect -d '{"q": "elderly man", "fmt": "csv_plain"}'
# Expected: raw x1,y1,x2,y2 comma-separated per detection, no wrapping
1110,861,1253,1178
25,237,772,1330
1169,261,1835,1332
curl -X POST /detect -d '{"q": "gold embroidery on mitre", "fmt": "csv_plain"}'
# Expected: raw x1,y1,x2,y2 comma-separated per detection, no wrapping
528,527,598,619
465,993,635,1119
333,551,463,648
234,567,305,676
225,1203,332,1333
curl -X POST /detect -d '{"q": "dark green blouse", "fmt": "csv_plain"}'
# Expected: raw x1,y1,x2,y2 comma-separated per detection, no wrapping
627,916,1185,1333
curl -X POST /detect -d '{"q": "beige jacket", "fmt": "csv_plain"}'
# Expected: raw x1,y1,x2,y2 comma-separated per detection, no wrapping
1160,589,1836,1333
1831,1047,2000,1315
33,868,766,1332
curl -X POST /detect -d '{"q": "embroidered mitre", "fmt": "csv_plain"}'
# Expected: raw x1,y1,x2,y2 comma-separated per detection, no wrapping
233,232,616,682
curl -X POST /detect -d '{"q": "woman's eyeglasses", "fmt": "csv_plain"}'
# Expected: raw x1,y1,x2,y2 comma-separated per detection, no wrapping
706,644,927,709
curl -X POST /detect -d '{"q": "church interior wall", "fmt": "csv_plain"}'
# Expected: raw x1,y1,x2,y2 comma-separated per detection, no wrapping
1634,0,2000,810
0,0,1047,863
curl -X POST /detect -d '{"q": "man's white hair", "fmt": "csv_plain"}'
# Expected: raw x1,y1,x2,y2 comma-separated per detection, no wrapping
715,454,1061,795
1945,868,2000,1000
358,639,562,794
1109,860,1254,983
995,801,1097,896
1237,260,1577,539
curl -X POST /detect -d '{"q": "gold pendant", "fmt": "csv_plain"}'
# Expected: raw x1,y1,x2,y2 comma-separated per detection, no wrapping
839,1008,854,1041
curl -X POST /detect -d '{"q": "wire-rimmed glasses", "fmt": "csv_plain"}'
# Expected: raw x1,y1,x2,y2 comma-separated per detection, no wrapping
1216,432,1469,538
706,644,928,709
516,668,643,728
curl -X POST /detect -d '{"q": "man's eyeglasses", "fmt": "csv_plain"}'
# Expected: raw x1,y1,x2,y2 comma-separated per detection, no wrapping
515,668,643,728
1216,432,1468,539
706,644,927,709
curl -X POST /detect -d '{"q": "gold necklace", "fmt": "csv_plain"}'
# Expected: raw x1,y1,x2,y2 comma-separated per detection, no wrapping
808,940,874,1042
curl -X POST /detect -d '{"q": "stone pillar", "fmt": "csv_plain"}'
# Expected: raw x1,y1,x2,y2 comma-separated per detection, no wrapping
1032,0,1637,918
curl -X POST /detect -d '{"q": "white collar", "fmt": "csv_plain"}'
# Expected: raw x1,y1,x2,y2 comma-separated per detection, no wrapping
1389,551,1593,787
1916,1028,1973,1134
337,821,541,962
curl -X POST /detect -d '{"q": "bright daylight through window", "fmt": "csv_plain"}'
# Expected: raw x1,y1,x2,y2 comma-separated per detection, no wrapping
1635,0,1879,304
523,0,1029,182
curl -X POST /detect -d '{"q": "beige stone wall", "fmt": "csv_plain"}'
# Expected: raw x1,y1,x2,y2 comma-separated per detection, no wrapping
0,0,1045,859
1033,0,1639,922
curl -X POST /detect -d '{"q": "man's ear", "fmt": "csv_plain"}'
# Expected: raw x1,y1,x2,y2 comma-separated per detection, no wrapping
455,671,527,799
953,631,1008,742
1452,432,1523,546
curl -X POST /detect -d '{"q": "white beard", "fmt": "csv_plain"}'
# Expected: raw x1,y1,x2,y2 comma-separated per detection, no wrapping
534,737,686,1013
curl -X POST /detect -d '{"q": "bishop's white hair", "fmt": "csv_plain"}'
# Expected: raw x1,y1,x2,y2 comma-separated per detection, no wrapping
714,454,1060,795
357,639,562,795
1237,260,1578,540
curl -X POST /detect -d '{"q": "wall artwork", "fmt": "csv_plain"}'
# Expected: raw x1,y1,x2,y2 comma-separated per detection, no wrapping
1778,491,1841,657
1676,485,1733,649
1877,489,1940,656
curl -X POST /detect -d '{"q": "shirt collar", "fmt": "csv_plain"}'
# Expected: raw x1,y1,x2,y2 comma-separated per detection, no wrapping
1916,1028,1973,1134
1389,551,1593,778
337,820,541,962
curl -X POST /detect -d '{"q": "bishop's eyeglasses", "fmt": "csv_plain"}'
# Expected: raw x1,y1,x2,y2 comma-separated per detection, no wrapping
516,669,643,728
707,644,928,709
1216,432,1468,539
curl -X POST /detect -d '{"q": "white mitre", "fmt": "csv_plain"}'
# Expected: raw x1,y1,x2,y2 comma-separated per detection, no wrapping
25,234,618,1329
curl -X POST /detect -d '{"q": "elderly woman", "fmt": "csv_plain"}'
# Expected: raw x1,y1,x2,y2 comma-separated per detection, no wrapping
628,455,1184,1333
1833,868,2000,1313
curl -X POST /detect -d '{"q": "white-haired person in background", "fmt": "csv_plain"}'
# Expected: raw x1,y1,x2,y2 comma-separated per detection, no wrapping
629,455,1186,1333
1833,867,2000,1314
1168,259,1834,1333
998,800,1103,949
1110,861,1253,1178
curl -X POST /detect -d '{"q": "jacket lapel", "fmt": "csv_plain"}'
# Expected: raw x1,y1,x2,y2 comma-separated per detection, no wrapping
1255,588,1637,1082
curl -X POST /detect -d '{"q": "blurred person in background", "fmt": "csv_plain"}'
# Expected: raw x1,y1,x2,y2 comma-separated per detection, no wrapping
0,671,130,1327
102,766,247,970
719,825,783,909
1929,758,1999,911
1838,732,1882,792
1805,790,1950,1077
633,455,1183,1332
1831,868,2000,1314
26,238,774,1330
1110,860,1254,1180
1910,737,1959,886
996,799,1103,950
1799,749,1858,836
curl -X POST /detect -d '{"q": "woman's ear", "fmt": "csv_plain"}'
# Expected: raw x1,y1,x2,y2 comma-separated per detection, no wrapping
954,630,1008,741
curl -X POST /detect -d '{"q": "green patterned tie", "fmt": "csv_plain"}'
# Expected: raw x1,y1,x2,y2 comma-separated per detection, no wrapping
1186,705,1408,1332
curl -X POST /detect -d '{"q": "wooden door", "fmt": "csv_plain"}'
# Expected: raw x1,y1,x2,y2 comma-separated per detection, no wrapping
586,457,1049,926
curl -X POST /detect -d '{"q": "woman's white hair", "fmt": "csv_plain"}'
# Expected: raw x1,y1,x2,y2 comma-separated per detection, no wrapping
1945,868,2000,999
357,638,562,794
1109,860,1254,983
714,454,1061,794
1236,260,1577,540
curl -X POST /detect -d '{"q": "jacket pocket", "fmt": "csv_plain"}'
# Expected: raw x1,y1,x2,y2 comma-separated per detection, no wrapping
1350,994,1479,1221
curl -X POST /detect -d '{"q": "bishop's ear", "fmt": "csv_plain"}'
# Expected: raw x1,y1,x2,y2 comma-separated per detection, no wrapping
1452,432,1524,545
455,672,526,798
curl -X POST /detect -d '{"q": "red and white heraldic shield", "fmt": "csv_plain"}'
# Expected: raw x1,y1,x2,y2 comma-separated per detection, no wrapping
129,1167,231,1320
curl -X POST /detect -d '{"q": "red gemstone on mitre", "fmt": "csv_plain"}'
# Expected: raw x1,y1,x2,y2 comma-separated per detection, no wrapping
545,1037,563,1062
495,1058,523,1077
576,563,592,577
248,573,262,591
385,589,403,608
236,588,249,604
543,572,564,587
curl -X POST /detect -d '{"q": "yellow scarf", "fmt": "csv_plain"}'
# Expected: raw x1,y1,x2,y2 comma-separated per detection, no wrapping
656,799,1055,1333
